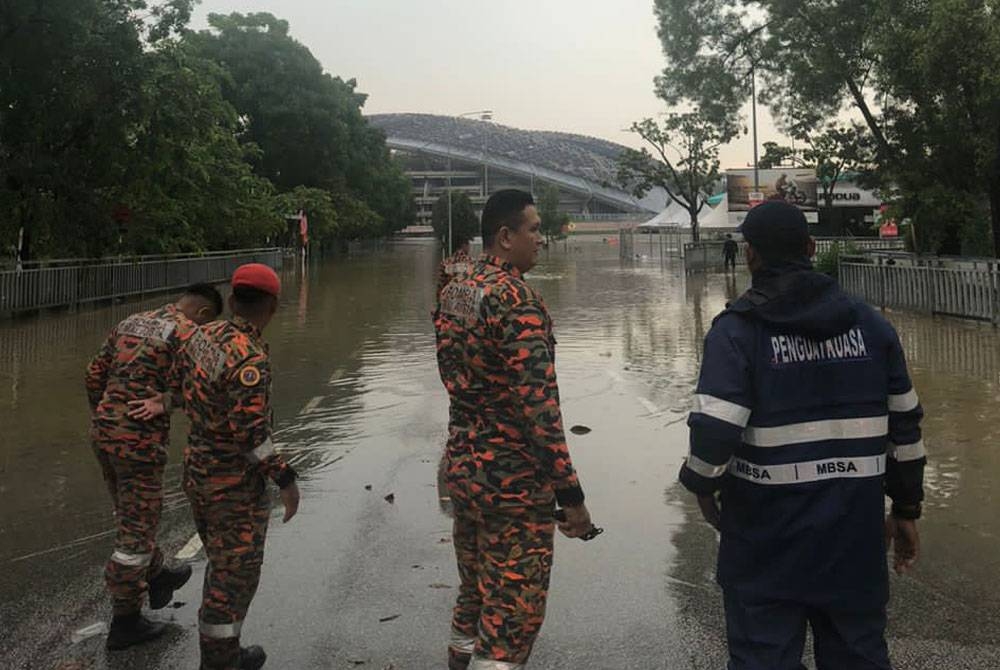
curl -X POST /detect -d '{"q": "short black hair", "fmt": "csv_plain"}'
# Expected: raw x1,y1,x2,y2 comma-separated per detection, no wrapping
481,190,535,248
184,283,223,316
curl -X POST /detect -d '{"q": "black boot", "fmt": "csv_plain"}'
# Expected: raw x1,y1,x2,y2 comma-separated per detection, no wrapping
239,645,267,670
106,613,167,650
148,563,193,610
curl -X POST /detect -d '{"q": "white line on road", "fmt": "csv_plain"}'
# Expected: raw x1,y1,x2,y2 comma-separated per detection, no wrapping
328,367,346,384
175,533,203,561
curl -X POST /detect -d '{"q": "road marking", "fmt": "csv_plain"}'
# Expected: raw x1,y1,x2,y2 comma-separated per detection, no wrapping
328,367,346,383
176,533,203,561
302,395,323,415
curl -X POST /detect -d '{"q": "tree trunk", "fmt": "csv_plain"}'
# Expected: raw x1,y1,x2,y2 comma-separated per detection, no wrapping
690,209,700,243
845,78,893,162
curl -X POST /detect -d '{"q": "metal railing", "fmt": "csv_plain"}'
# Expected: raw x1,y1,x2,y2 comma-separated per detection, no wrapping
0,248,282,315
840,256,1000,324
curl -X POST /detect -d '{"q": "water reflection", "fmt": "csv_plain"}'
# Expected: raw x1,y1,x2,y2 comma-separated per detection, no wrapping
2,239,1000,662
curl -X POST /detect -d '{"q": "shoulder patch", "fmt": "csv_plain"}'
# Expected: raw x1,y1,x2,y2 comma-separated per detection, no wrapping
239,365,263,387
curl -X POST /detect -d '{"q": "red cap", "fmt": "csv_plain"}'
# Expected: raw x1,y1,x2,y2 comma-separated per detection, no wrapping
231,263,281,297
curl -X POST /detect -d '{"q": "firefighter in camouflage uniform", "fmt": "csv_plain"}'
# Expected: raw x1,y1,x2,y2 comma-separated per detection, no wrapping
175,264,299,670
435,190,594,670
85,283,223,650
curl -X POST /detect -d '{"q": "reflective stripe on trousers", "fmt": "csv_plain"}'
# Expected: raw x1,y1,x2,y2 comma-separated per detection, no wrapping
200,619,243,639
111,550,153,567
468,658,526,670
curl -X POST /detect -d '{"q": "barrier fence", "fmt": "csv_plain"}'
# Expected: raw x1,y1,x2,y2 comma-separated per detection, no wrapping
840,256,1000,324
0,248,283,315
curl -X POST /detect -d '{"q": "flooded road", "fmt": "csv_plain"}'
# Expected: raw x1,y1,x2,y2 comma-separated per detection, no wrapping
1,240,999,669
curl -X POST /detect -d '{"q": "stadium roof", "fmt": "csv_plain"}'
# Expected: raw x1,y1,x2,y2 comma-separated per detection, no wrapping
368,113,667,213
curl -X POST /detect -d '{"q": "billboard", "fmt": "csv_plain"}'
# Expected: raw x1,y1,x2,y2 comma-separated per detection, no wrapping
727,169,818,212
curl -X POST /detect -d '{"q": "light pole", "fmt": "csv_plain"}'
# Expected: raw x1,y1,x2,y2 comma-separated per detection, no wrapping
446,111,494,254
458,110,494,200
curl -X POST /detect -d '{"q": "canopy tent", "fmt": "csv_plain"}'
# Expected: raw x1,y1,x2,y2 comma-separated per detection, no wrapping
638,199,690,228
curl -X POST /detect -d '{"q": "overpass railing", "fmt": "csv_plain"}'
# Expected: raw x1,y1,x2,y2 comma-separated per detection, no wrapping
0,248,282,315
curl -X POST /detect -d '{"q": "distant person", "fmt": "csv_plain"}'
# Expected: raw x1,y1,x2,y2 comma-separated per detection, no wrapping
435,190,596,669
85,284,223,650
723,234,739,272
171,264,300,670
680,201,925,670
437,235,474,299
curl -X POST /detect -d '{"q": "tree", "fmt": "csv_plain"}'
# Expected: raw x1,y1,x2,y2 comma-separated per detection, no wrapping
187,13,414,233
652,0,1000,256
758,123,875,219
538,185,570,243
431,192,478,254
617,113,735,242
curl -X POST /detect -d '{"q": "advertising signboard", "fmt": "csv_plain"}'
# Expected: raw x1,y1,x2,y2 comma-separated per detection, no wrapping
727,169,818,212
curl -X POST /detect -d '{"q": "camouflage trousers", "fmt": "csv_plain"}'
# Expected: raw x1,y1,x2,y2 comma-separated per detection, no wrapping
448,491,555,668
94,445,166,616
186,471,270,670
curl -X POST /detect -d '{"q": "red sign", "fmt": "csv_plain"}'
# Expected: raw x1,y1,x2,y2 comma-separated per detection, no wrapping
879,221,899,238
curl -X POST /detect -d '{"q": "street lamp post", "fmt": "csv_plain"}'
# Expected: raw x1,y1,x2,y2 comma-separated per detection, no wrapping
458,110,494,201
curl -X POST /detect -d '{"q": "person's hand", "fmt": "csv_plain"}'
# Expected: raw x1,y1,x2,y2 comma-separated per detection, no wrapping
557,503,592,538
697,493,721,531
886,515,919,575
280,482,300,523
127,393,166,421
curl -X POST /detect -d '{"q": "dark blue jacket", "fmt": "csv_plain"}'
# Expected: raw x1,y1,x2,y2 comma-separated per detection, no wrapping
680,267,925,608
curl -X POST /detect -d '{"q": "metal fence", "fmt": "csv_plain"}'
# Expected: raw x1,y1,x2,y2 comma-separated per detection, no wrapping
680,237,906,273
618,228,693,261
841,256,1000,324
0,248,283,315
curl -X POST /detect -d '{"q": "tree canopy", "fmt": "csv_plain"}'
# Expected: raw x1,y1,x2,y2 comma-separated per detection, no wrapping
431,192,479,255
652,0,1000,255
0,3,413,260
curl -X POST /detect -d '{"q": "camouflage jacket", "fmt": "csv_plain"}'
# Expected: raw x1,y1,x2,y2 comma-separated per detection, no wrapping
177,316,294,490
85,304,197,461
435,254,584,509
436,249,474,299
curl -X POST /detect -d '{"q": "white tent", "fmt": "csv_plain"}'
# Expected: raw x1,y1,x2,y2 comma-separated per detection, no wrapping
699,196,734,230
638,200,690,228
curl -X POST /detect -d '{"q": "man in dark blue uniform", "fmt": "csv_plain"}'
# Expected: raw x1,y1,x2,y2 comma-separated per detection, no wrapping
680,201,925,670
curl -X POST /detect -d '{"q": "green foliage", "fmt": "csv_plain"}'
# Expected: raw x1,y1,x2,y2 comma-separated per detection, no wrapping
188,12,413,234
651,0,1000,257
617,113,735,241
431,192,479,254
0,3,412,260
538,185,570,242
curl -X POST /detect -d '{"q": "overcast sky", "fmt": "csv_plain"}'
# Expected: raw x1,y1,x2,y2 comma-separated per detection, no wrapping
194,0,787,168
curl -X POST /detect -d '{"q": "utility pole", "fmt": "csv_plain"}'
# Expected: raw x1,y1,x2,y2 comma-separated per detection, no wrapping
751,65,760,193
447,157,453,255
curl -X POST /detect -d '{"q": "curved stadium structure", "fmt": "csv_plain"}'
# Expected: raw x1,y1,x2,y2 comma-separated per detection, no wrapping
367,113,666,227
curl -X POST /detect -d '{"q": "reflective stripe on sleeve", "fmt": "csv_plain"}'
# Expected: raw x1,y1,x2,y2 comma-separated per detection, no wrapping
692,394,752,427
729,454,885,485
888,389,920,413
199,619,243,639
889,439,926,462
743,416,888,448
685,454,730,479
110,550,153,567
246,437,275,463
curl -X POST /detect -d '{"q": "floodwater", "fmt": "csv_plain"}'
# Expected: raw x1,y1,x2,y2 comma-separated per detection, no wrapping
1,240,999,669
